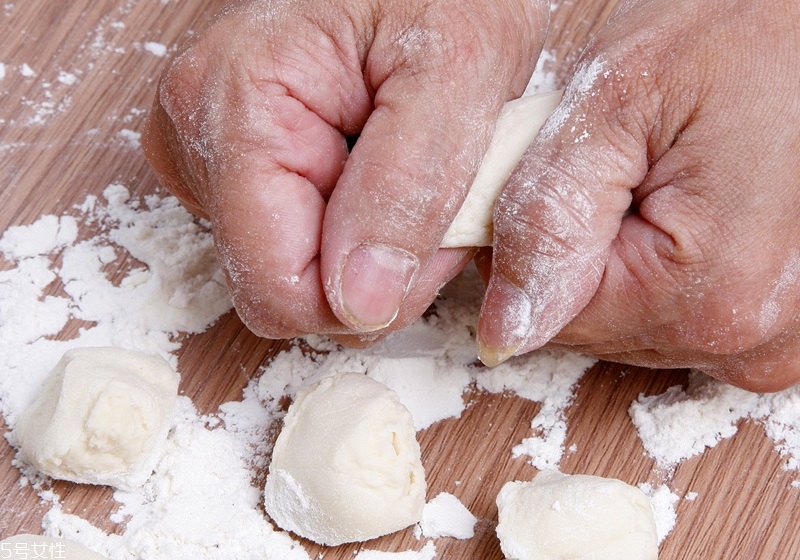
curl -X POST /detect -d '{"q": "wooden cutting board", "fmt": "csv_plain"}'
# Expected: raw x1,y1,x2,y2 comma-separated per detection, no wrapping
1,1,798,558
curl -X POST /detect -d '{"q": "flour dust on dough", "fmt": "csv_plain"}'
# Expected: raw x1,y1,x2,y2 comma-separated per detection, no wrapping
13,347,179,491
264,372,426,546
441,89,563,248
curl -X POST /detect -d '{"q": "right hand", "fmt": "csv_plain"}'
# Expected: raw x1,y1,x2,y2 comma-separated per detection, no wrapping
478,0,800,391
142,0,549,345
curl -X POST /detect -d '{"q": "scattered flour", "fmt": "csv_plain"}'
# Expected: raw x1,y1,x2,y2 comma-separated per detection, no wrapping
142,41,168,57
0,186,596,559
57,71,78,86
630,371,800,471
368,357,470,431
116,128,142,149
20,62,36,77
1,7,164,130
0,187,312,559
5,183,800,557
418,493,477,540
638,484,679,545
475,352,596,470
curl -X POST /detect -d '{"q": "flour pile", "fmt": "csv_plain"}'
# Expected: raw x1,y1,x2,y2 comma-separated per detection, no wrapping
630,371,800,472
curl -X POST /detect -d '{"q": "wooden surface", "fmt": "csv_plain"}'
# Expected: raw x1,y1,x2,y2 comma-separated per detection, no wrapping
1,1,798,558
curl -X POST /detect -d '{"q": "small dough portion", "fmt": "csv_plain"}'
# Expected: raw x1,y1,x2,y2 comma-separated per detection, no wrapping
441,89,563,248
264,373,426,546
14,347,179,491
0,534,108,559
496,470,658,560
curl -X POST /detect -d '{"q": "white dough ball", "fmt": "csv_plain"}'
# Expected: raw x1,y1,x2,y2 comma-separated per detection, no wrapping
264,372,427,546
0,535,108,560
496,470,659,560
14,347,179,491
441,89,563,248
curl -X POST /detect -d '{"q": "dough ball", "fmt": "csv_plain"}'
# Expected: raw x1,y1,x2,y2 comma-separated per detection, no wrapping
13,347,179,490
496,470,658,560
441,89,563,248
0,534,108,559
264,372,426,546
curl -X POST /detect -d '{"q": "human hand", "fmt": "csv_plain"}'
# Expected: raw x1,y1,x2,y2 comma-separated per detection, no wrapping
478,0,800,391
142,0,548,345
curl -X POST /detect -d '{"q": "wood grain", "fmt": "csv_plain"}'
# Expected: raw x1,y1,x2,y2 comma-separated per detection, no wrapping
1,1,798,559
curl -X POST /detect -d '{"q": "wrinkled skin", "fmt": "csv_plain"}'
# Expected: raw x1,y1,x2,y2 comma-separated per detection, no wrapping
144,0,800,393
142,0,547,347
479,0,800,391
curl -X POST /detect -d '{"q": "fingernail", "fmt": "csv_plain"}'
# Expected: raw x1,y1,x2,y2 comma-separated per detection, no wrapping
477,275,531,367
340,244,419,331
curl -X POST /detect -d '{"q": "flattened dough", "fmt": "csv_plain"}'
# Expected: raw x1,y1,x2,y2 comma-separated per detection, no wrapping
264,373,426,546
14,347,179,490
441,89,563,248
496,470,658,560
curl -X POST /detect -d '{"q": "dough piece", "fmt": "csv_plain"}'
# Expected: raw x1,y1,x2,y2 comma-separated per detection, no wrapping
496,470,658,560
0,535,108,560
14,347,179,491
441,89,563,248
264,372,426,546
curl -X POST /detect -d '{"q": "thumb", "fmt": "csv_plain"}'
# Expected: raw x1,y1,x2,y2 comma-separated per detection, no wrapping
477,56,646,366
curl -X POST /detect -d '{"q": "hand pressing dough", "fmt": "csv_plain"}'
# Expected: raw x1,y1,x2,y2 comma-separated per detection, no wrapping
496,470,658,560
14,347,179,491
264,372,426,546
0,534,108,560
441,89,564,248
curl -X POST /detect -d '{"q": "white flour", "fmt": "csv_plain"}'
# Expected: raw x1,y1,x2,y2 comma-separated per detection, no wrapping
141,42,168,57
474,352,596,470
19,63,36,77
418,493,477,540
638,484,679,545
630,370,800,472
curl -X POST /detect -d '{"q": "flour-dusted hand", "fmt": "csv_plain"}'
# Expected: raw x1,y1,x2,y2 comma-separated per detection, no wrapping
479,0,800,391
142,0,549,344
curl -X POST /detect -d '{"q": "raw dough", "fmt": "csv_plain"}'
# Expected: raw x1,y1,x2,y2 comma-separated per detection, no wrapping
496,470,658,560
0,534,108,559
13,347,179,490
264,372,426,546
441,89,563,248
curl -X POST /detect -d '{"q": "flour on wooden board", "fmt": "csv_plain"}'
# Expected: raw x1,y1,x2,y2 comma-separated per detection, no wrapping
2,59,800,560
1,2,165,132
3,183,798,559
0,184,593,559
